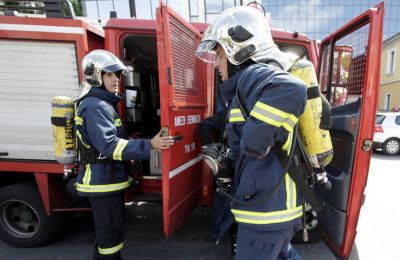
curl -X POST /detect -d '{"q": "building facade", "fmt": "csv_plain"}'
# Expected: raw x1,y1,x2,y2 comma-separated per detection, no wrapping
379,33,400,111
81,0,250,22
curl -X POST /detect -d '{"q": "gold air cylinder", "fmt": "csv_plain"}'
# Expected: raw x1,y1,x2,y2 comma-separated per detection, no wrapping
51,96,76,165
290,60,333,168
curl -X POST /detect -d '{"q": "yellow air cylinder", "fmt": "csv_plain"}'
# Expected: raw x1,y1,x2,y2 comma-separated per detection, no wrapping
290,60,333,168
51,96,76,165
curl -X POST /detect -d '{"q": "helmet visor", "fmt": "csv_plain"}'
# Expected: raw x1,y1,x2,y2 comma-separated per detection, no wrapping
195,40,217,63
103,63,128,75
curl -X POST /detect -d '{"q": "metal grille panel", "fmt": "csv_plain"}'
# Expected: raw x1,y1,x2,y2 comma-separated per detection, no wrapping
320,23,370,107
169,15,204,106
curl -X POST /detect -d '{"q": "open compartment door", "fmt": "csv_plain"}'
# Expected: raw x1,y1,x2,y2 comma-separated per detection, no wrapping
316,3,384,259
156,3,207,238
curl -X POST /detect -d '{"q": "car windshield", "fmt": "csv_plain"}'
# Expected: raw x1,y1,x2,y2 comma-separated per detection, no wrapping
375,114,385,124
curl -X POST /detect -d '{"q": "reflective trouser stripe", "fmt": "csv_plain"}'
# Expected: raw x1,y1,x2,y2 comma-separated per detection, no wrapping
98,242,124,255
76,178,131,193
82,164,92,185
250,101,298,132
231,206,302,225
229,108,245,122
285,174,296,209
113,139,128,161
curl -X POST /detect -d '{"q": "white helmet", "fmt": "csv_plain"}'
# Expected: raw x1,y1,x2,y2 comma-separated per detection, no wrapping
81,50,127,87
195,6,275,66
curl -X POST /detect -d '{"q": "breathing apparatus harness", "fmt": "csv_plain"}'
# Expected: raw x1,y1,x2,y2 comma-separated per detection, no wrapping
75,90,120,166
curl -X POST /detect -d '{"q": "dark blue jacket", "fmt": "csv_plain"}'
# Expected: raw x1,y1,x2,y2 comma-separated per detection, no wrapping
226,63,307,231
75,87,151,196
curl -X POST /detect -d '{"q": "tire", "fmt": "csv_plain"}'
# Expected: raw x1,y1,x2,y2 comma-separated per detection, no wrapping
382,138,400,155
0,182,58,247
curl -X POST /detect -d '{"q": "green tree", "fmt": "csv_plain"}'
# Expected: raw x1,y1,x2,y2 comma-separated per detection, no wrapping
68,0,82,16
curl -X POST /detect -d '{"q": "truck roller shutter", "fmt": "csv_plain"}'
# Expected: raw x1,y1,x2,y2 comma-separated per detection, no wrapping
0,40,80,161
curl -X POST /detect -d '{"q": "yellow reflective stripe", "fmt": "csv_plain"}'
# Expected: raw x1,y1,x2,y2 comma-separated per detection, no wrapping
285,174,296,209
250,110,281,128
76,178,132,193
229,108,245,122
282,131,294,155
114,118,122,127
76,130,91,149
113,139,128,161
229,117,245,122
285,174,291,209
98,242,124,255
230,108,242,114
231,206,302,224
250,101,298,132
292,178,297,209
83,164,91,185
75,116,83,125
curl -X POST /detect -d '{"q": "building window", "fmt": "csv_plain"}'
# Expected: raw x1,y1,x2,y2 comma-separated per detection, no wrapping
190,0,199,16
384,93,391,111
386,47,396,74
206,0,223,13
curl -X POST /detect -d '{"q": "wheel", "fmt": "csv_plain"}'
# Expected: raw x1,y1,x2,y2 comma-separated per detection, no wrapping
382,138,400,155
0,182,58,247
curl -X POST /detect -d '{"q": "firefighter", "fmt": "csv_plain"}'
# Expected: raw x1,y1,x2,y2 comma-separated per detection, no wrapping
198,75,237,251
75,50,174,260
195,6,307,259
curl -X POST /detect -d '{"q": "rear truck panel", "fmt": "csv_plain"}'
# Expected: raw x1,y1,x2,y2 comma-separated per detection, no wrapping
316,3,384,259
0,15,104,212
0,16,103,163
0,15,104,247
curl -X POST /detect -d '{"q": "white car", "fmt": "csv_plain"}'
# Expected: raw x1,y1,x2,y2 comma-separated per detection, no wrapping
373,112,400,155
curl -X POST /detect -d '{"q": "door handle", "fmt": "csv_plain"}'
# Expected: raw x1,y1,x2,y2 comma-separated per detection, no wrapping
0,152,9,156
362,139,373,152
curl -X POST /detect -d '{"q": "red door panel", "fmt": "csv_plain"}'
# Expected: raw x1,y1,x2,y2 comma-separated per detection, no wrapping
317,3,384,259
156,3,207,238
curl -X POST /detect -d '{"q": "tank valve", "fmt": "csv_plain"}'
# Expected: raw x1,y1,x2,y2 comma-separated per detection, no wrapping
316,171,332,190
303,228,309,242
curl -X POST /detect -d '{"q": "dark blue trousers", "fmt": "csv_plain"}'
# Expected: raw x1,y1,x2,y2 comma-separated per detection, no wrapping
235,224,301,260
89,192,125,260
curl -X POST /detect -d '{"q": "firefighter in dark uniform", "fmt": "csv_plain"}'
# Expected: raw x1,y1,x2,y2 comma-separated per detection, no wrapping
196,7,307,259
198,77,237,250
75,50,174,260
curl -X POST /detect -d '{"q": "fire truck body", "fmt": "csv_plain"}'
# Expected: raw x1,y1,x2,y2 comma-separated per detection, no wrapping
0,2,384,259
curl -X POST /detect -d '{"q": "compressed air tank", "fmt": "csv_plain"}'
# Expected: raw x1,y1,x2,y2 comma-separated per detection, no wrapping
51,96,76,165
290,60,333,168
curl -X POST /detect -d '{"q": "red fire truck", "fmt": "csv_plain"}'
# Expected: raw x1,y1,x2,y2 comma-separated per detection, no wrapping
0,2,384,259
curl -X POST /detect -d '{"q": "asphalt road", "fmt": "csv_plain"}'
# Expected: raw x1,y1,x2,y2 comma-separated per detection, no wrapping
0,152,398,259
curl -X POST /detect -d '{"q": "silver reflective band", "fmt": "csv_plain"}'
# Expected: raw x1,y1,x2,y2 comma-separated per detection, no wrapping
76,178,131,193
232,206,302,224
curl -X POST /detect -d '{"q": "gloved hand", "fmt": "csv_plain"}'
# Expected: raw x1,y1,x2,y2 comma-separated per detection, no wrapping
201,143,234,183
